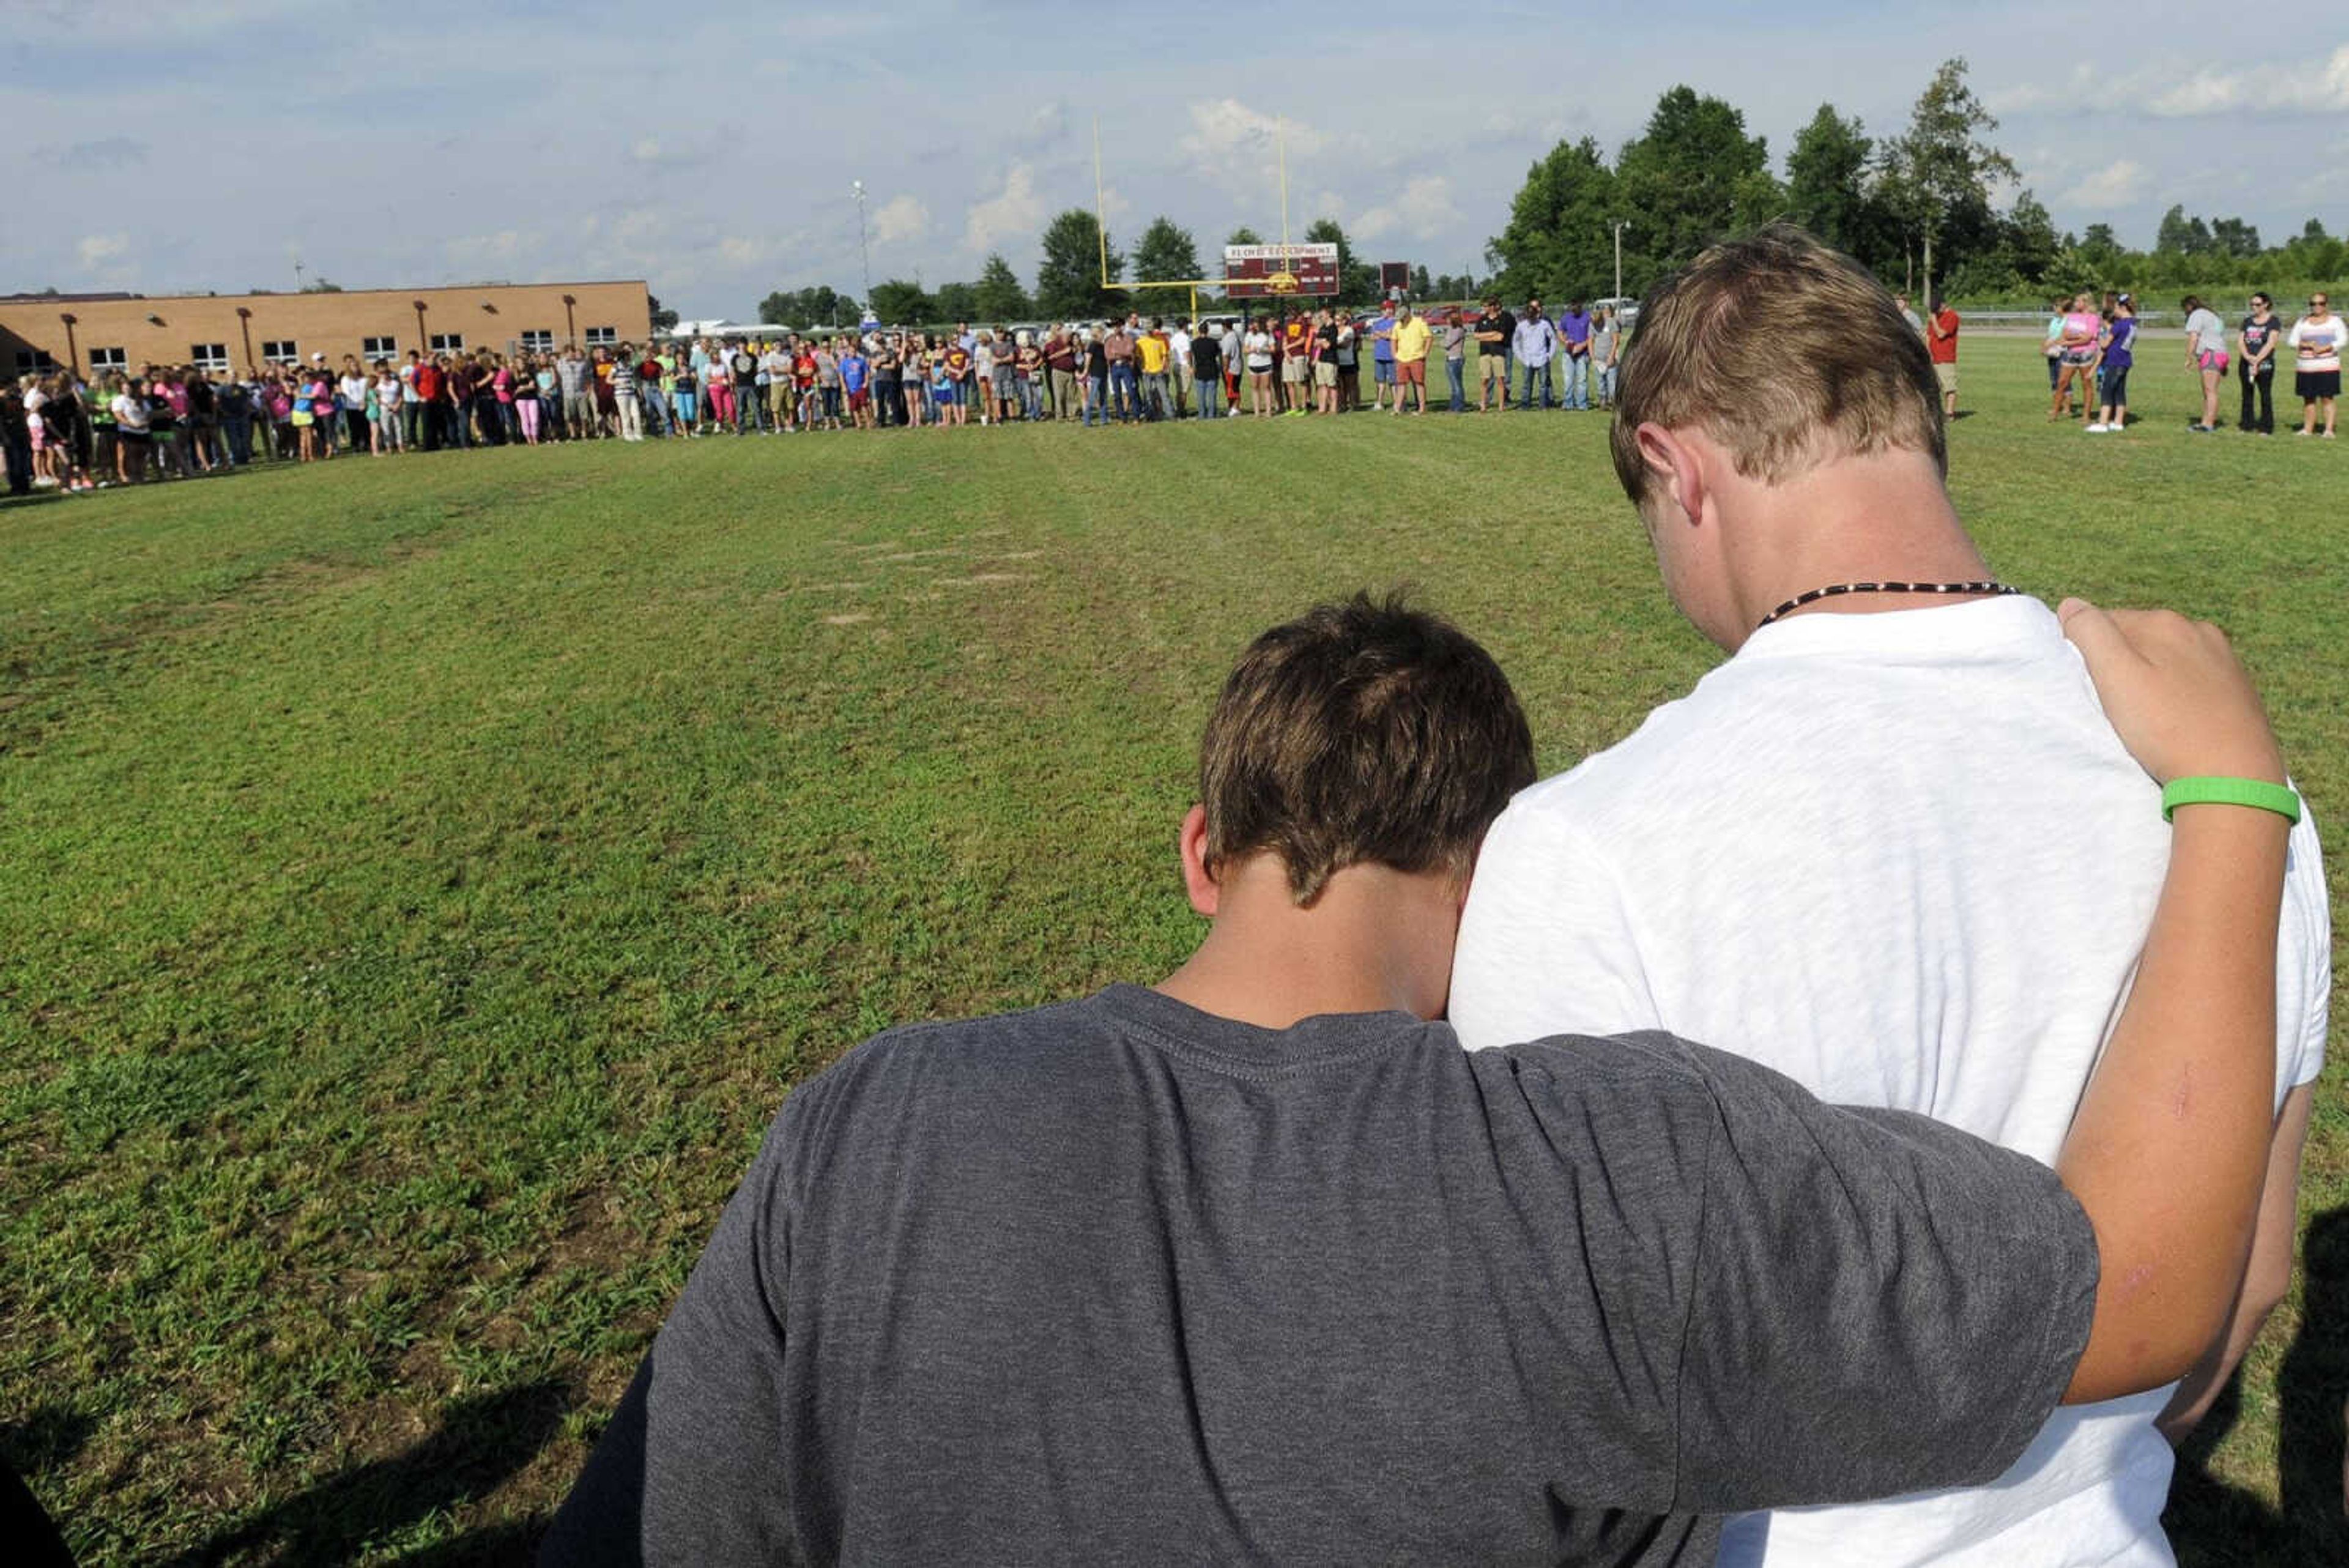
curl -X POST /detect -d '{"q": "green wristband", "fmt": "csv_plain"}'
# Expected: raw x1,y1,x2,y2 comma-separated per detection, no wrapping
2160,776,2301,825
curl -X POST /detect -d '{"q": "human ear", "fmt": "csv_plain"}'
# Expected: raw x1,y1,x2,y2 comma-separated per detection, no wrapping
1177,804,1220,918
1634,422,1705,530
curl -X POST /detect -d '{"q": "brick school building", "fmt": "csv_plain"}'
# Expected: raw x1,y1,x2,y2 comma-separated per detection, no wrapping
2,279,652,378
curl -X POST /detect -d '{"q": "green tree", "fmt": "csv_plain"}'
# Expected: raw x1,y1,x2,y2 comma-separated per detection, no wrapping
2154,204,2219,256
972,254,1031,321
1036,208,1126,318
759,286,851,326
1133,217,1202,286
2001,190,2061,286
933,280,979,323
1880,58,2017,304
2209,217,2262,258
1486,136,1619,302
867,278,933,325
648,294,680,332
1226,226,1263,246
2079,223,2120,262
1409,264,1433,297
1785,104,1875,256
1304,217,1376,305
1614,87,1781,289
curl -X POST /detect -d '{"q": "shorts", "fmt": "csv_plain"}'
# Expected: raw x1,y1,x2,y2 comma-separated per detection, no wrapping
992,367,1017,396
2298,370,2342,399
2061,347,2098,368
2197,350,2230,373
847,388,869,410
1933,362,1958,393
1482,354,1507,382
931,382,958,406
27,421,45,451
1313,361,1337,388
1398,359,1425,386
1281,358,1308,384
1247,360,1273,376
291,411,314,426
1373,359,1395,384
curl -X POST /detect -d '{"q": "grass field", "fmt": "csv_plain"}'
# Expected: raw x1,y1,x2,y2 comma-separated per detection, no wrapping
4,336,2343,1565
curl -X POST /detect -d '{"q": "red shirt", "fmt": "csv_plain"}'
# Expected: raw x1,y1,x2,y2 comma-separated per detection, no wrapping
1929,308,1960,364
414,363,443,401
1282,321,1308,357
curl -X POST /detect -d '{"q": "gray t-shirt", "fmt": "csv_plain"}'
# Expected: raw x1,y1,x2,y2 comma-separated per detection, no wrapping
544,986,2095,1567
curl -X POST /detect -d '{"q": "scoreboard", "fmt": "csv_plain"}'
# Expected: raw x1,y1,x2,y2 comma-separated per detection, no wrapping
1222,242,1340,299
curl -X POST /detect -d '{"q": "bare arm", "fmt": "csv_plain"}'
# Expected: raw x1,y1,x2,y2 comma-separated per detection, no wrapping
2052,601,2291,1405
2156,1081,2316,1436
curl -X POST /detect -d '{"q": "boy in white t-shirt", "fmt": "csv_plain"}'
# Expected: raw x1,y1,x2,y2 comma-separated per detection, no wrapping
1450,228,2329,1568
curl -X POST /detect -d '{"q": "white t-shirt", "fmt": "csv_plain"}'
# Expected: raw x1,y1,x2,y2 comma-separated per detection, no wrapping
1243,330,1274,370
2185,307,2227,358
1450,596,2330,1568
2290,315,2344,373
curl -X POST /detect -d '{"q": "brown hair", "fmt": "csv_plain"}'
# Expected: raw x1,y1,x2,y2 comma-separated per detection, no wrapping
1609,223,1945,505
1199,593,1535,905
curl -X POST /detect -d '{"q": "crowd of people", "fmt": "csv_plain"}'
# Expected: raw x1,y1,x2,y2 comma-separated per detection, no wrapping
5,279,2343,497
0,297,1644,495
2030,288,2342,437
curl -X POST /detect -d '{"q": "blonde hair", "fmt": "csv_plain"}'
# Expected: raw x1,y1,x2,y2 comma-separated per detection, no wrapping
1611,224,1945,504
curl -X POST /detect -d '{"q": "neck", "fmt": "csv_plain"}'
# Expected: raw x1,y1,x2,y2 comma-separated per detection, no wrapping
1155,861,1455,1029
1718,449,1992,647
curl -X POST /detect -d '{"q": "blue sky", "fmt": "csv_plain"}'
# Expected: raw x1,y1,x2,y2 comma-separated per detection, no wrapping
8,1,2345,318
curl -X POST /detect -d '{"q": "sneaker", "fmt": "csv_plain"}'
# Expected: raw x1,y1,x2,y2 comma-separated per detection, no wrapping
2085,423,2108,433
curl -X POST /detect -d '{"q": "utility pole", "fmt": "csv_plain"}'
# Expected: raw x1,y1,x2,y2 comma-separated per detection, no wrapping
1611,221,1629,302
852,180,871,308
294,257,305,293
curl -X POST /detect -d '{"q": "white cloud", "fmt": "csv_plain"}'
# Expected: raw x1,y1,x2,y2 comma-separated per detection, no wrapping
2004,45,2349,120
718,236,768,267
1178,100,1330,199
963,163,1049,255
1015,100,1069,152
2058,159,2150,209
1354,176,1464,243
871,193,929,244
76,232,128,267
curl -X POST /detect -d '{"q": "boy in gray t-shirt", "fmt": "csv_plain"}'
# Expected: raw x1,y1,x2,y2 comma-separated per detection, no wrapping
546,595,2293,1567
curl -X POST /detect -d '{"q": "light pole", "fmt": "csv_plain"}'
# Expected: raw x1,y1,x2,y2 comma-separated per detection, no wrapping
852,180,871,310
1611,221,1630,303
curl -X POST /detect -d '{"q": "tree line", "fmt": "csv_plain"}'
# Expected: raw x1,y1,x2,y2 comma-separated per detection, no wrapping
753,56,2342,329
759,208,1416,328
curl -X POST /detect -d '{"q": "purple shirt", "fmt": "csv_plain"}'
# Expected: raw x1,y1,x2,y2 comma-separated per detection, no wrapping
2102,318,2135,371
1557,310,1592,353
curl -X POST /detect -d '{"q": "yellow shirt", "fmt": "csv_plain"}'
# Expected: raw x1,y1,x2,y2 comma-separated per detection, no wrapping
1136,334,1169,374
1392,317,1432,362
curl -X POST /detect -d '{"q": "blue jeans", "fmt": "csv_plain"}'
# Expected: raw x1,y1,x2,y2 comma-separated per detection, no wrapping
1108,362,1139,422
1520,360,1553,409
1594,363,1617,406
1563,354,1590,409
1020,377,1042,421
1196,377,1223,418
1445,357,1466,412
736,387,759,433
1084,374,1110,426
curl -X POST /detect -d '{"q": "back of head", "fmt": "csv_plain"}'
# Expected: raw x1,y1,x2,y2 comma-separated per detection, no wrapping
1200,594,1535,905
1609,223,1945,505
